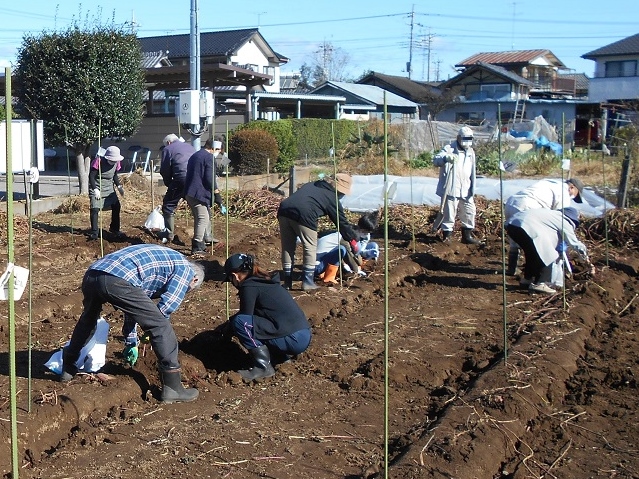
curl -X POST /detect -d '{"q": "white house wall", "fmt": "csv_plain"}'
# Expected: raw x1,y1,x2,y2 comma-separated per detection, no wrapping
233,41,280,93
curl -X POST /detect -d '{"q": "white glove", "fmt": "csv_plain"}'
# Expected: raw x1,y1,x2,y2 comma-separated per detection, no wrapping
445,153,456,164
93,188,101,200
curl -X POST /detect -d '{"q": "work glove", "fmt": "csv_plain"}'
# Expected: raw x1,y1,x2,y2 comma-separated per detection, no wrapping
122,344,138,367
220,205,227,215
349,239,360,254
445,153,456,164
92,188,101,200
117,185,125,196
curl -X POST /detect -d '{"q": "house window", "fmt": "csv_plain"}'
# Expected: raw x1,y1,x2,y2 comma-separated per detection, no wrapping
456,112,485,125
480,84,511,100
605,60,637,78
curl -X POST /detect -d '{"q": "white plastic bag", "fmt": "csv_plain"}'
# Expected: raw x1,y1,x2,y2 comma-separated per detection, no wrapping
0,263,30,301
45,317,110,374
144,206,165,231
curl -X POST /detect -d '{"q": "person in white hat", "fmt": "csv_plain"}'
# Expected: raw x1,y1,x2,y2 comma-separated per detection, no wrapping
88,145,125,240
432,126,481,245
184,138,227,254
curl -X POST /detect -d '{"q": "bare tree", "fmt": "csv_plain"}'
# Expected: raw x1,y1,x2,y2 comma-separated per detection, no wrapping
299,41,352,89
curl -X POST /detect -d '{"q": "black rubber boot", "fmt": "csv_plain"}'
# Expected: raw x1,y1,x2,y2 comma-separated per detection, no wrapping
162,213,175,243
59,348,78,382
238,345,276,381
191,239,206,255
160,368,199,403
203,235,219,245
506,249,519,276
441,230,453,242
302,267,319,291
461,228,481,245
283,275,293,290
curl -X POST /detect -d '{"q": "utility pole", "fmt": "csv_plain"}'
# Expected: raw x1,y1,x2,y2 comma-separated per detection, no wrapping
318,40,333,82
407,5,415,79
434,59,442,82
189,0,201,149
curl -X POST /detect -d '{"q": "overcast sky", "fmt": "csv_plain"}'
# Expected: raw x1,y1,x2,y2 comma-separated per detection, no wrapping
1,0,637,81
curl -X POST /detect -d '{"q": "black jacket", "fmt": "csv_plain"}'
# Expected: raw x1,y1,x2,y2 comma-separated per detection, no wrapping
277,180,357,242
238,273,310,340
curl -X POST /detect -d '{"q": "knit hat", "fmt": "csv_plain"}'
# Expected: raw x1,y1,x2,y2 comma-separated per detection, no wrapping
103,146,124,162
334,173,353,195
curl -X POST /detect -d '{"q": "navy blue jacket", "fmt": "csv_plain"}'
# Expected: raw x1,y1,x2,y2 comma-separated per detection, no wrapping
184,148,218,206
277,180,357,242
160,141,196,186
238,273,310,340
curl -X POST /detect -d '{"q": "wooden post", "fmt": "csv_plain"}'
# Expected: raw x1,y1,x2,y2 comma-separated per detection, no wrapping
617,144,631,209
289,166,295,197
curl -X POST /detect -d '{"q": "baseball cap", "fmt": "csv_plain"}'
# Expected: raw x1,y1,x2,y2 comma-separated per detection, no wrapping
223,253,253,281
566,178,584,203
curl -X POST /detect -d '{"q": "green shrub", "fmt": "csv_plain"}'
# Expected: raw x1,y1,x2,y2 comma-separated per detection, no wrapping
228,129,279,175
407,151,433,169
291,119,360,160
236,120,298,172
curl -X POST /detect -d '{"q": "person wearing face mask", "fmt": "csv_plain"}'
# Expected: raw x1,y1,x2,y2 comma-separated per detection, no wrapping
277,173,360,291
504,177,585,277
88,145,125,240
433,126,481,245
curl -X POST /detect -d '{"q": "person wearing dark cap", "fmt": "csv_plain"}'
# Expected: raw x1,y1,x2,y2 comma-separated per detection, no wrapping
184,139,227,255
88,145,125,240
504,178,585,276
159,134,196,245
506,207,594,294
223,253,312,380
277,173,360,291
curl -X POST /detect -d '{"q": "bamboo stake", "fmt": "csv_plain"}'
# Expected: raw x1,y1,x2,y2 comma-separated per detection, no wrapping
5,65,20,479
498,104,508,365
331,122,343,287
383,92,390,479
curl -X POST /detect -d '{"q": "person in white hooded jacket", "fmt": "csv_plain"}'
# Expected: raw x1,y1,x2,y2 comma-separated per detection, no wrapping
506,207,594,294
432,126,481,244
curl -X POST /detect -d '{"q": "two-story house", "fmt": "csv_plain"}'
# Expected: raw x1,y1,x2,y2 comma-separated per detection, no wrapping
582,33,639,104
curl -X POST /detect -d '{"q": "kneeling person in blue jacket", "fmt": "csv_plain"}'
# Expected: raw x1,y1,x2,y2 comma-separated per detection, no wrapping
223,253,312,381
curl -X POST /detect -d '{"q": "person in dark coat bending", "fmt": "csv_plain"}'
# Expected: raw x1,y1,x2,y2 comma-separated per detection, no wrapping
277,174,359,291
223,253,312,381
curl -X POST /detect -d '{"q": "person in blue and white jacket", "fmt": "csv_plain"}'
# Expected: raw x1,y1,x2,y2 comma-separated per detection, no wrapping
59,244,205,403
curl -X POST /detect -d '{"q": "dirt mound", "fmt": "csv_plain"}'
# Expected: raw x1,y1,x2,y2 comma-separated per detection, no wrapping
1,192,638,479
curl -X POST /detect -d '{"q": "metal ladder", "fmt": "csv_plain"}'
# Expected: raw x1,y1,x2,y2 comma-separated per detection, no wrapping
512,84,527,123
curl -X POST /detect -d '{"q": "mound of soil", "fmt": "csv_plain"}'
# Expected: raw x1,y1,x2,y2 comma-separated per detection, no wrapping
1,190,638,479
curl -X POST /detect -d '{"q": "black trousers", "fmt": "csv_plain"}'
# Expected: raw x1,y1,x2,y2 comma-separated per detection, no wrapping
90,196,121,234
66,270,180,371
161,180,185,216
505,224,545,281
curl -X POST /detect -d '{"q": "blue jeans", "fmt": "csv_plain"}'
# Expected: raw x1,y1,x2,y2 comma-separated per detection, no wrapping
230,313,311,355
314,245,346,276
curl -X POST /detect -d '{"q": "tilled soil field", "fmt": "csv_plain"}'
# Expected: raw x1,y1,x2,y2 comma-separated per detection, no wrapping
1,184,638,479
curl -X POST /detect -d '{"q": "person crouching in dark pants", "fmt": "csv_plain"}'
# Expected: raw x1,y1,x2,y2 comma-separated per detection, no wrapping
223,253,311,381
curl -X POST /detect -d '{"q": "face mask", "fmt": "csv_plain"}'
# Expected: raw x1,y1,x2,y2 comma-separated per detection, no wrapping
459,137,473,148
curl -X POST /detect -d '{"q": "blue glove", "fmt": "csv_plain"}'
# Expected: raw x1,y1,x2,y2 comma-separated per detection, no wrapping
122,344,138,366
220,205,227,215
557,241,568,253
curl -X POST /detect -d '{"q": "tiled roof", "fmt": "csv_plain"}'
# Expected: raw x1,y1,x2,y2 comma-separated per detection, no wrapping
138,28,285,61
141,51,172,68
557,72,590,91
356,71,438,102
457,49,565,68
582,33,639,58
312,81,418,108
442,61,534,88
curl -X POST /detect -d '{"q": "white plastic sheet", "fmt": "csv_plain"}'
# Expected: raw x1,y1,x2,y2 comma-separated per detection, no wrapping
341,175,612,218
